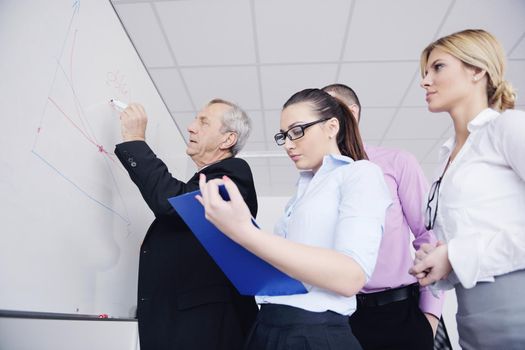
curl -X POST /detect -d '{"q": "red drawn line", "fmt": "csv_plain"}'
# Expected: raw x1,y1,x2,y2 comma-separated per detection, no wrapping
47,96,117,163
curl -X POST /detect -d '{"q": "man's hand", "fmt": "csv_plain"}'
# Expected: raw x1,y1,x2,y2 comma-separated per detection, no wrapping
120,103,147,142
424,313,439,337
414,243,437,266
409,244,452,286
195,174,253,244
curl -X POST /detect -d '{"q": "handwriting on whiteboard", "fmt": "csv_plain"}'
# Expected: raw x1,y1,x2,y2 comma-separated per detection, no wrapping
106,70,129,96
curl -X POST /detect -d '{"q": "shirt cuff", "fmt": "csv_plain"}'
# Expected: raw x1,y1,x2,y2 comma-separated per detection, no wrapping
418,287,444,318
448,235,481,289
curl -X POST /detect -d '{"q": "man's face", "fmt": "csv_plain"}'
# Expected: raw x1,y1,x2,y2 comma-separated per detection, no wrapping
186,102,231,167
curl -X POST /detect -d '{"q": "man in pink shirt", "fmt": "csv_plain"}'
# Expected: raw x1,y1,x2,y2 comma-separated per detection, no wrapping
323,84,446,350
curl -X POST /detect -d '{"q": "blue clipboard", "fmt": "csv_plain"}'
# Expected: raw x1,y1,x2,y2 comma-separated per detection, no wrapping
168,186,307,296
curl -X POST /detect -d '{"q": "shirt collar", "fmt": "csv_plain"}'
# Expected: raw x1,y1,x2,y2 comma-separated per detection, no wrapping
467,108,499,132
439,108,499,159
299,154,354,179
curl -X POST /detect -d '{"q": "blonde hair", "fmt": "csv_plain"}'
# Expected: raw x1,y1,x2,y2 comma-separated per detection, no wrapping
420,29,516,111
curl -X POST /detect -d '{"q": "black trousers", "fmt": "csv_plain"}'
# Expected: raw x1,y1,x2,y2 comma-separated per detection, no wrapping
245,304,363,350
349,285,434,350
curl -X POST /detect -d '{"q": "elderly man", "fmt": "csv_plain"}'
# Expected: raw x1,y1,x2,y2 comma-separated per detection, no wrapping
115,99,258,350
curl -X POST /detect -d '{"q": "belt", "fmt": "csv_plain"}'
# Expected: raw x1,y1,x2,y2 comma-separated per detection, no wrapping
356,283,419,308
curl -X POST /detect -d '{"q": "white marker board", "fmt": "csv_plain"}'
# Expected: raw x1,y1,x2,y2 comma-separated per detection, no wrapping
0,0,188,317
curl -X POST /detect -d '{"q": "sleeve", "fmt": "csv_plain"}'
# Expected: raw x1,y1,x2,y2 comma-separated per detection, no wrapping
448,229,525,288
496,110,525,181
395,151,444,316
448,110,525,289
115,141,194,217
333,162,392,281
202,157,258,218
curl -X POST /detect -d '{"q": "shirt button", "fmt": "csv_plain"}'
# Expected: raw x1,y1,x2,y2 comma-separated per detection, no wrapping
142,250,148,254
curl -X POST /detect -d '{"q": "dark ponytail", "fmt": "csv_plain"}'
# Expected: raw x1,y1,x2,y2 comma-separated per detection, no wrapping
283,88,367,161
334,98,367,160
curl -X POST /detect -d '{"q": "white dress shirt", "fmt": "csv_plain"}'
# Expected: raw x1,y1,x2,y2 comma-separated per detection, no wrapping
257,154,391,315
431,108,525,290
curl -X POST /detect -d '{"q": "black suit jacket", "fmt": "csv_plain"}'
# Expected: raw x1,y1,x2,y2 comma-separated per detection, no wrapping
115,141,258,350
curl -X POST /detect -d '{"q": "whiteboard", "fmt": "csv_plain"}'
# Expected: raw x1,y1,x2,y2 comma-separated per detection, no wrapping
0,0,188,317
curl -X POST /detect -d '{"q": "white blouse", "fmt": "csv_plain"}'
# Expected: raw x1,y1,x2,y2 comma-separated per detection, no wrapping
431,108,525,289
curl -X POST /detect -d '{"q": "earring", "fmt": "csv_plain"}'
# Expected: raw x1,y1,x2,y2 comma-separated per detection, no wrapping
473,76,478,81
329,135,333,139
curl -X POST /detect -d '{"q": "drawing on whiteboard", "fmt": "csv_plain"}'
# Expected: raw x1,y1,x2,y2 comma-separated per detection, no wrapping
31,3,132,227
106,70,129,96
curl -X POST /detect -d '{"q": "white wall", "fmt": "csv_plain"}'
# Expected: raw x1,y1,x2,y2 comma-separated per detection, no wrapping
0,317,139,350
255,196,290,232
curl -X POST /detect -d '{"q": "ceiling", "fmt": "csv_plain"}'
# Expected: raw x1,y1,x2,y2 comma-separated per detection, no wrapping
111,0,525,196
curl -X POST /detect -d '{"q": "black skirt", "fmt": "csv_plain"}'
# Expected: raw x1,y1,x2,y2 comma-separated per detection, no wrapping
244,304,362,350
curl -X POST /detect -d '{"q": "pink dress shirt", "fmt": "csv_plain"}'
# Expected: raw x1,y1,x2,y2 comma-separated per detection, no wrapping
362,145,444,317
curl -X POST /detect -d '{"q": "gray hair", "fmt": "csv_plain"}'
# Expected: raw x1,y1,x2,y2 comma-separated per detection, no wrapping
207,98,251,156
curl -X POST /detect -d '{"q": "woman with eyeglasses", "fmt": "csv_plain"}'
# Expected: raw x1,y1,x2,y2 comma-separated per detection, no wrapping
409,29,525,349
196,88,391,350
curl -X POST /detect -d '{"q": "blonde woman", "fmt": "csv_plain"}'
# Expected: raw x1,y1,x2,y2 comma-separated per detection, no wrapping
410,29,525,349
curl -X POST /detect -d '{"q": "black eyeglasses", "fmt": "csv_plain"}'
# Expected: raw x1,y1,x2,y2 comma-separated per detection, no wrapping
425,175,443,230
274,118,331,146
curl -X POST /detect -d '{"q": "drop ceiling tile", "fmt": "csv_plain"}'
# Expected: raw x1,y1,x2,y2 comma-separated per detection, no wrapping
358,108,396,139
380,139,437,162
509,35,525,58
247,111,267,143
507,61,525,102
404,75,428,107
268,182,295,197
421,138,450,164
338,62,418,107
249,164,271,186
154,0,256,66
242,141,267,152
263,109,281,141
181,66,261,110
270,157,295,167
269,165,300,184
243,157,270,167
344,0,453,61
255,0,351,63
169,111,194,142
385,108,451,139
184,157,198,179
114,3,175,67
260,64,338,109
419,162,441,182
265,140,283,153
364,139,381,146
149,68,194,111
439,0,525,53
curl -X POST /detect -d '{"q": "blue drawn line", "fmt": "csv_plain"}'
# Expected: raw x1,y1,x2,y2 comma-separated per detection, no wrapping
102,152,132,229
33,5,80,150
53,59,132,227
72,0,80,13
32,150,131,225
